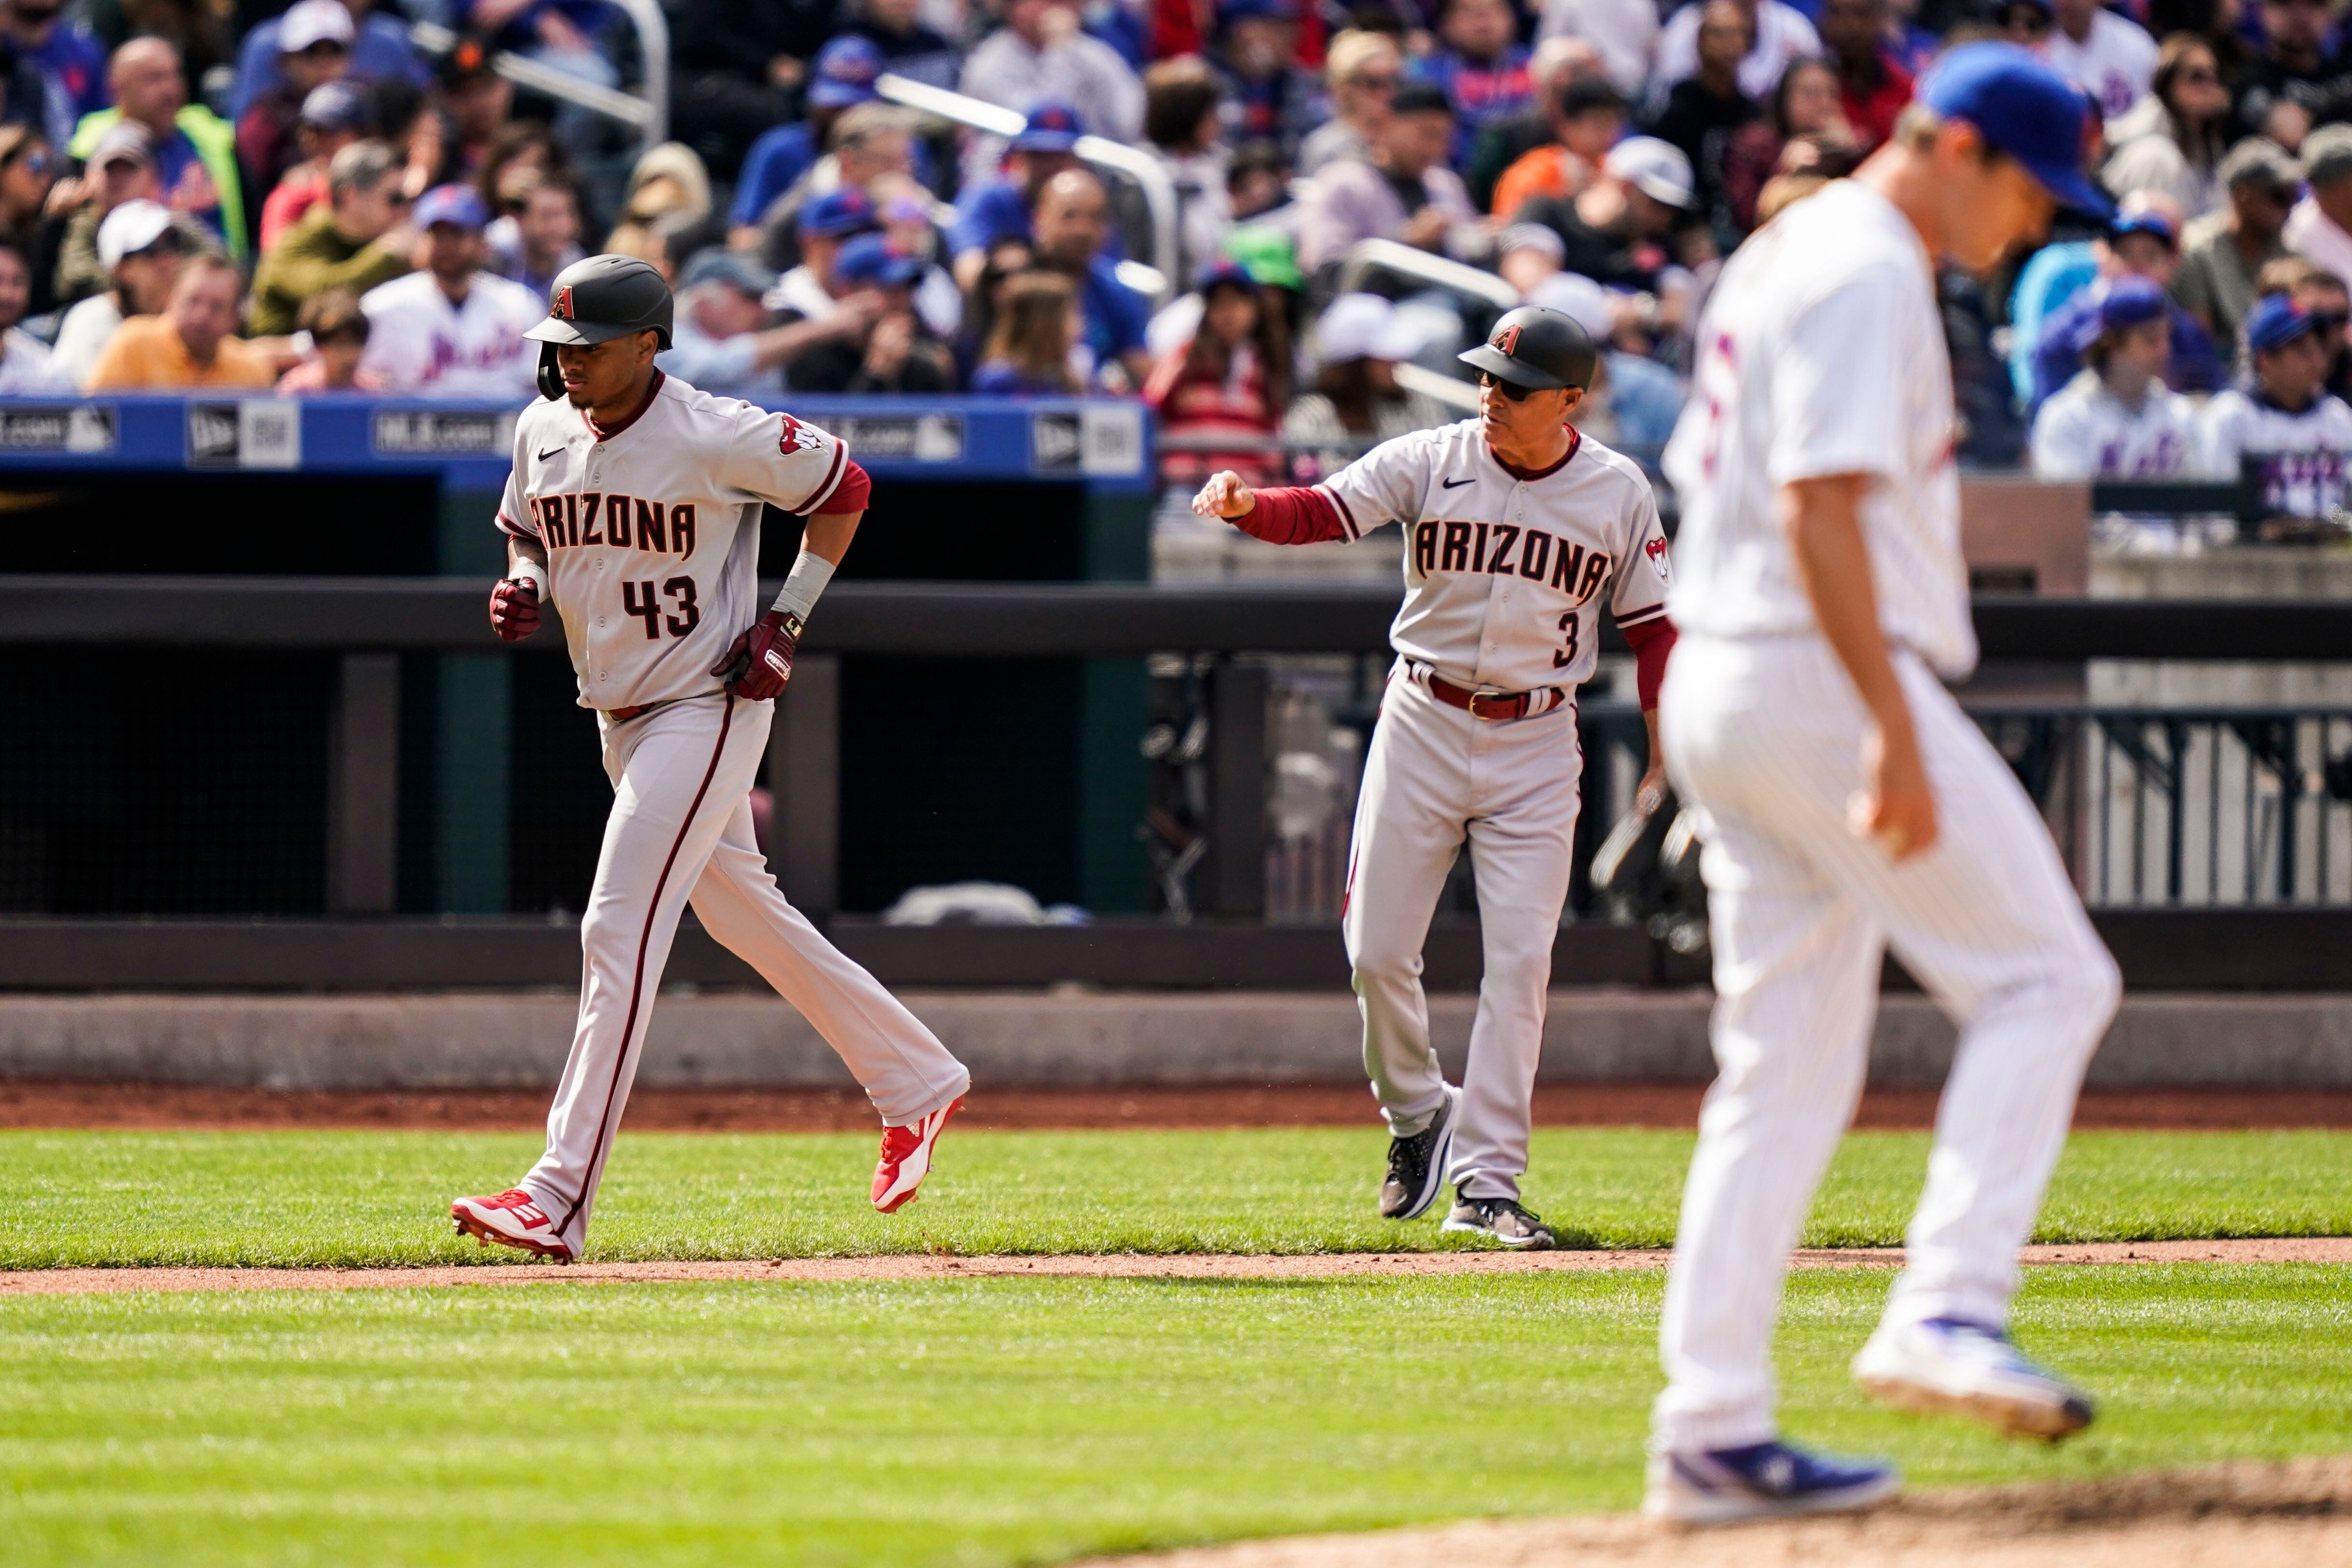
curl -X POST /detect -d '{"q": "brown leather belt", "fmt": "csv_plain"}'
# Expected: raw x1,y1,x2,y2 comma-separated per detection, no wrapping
1420,669,1563,723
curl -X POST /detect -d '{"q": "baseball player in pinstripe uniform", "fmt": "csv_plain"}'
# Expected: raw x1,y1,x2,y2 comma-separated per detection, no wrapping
1645,46,2123,1524
1194,305,1679,1250
449,255,972,1263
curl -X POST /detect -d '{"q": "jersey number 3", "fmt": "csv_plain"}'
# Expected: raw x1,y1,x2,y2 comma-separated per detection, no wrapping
1553,611,1580,669
622,578,700,639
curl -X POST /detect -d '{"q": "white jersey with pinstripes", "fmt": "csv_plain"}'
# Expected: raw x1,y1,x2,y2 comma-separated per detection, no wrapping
497,372,856,712
1315,417,1671,694
1663,179,1978,680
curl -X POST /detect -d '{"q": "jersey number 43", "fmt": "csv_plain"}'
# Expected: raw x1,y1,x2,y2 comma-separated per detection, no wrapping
621,578,701,639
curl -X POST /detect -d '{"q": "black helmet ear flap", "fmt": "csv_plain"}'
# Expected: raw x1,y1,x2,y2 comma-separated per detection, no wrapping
538,343,563,401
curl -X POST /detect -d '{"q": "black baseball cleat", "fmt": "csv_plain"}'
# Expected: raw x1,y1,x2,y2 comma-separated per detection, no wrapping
1443,1192,1557,1250
1378,1085,1460,1221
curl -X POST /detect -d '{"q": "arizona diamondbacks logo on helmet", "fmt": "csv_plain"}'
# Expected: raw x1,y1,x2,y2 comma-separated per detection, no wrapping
551,287,575,321
1494,323,1523,354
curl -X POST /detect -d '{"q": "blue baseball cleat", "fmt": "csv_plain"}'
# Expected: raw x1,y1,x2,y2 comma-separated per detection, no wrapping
1643,1439,1901,1526
1853,1316,2095,1441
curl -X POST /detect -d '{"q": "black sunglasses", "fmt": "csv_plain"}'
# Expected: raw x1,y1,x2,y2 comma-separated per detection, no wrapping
2308,309,2350,330
1479,370,1538,401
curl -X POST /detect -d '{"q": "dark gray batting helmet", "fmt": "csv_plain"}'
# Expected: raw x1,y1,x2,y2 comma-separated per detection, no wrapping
526,253,674,399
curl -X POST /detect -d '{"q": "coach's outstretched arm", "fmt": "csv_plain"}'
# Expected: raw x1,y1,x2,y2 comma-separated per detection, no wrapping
1192,470,1352,545
1782,472,1937,860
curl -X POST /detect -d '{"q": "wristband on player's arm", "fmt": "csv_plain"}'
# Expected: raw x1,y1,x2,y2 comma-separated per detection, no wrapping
769,548,836,627
507,559,548,599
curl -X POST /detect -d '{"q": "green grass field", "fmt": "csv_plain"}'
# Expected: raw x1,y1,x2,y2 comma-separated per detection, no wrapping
4,1265,2348,1567
3,1126,2349,1267
4,1127,2347,1566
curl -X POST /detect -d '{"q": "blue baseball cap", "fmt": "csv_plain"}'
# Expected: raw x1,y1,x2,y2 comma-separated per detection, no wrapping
1195,259,1256,294
2108,209,2177,246
798,186,878,239
1917,42,2111,216
2076,275,2168,348
413,183,487,232
1010,102,1084,154
833,232,926,289
2245,294,2322,354
809,36,883,110
1218,0,1298,23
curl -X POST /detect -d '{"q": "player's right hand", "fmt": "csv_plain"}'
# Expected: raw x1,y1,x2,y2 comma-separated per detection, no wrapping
1852,721,1939,863
489,577,542,642
1192,471,1257,520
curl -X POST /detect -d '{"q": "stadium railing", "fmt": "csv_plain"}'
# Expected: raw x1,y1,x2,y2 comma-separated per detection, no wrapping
3,578,2351,992
409,5,670,151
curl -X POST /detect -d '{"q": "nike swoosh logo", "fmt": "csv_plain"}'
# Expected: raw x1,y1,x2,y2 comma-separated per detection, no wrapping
537,447,564,461
1441,477,1473,488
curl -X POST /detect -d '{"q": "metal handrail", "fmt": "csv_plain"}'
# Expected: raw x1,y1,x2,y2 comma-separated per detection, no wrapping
875,72,1180,303
411,8,669,150
1335,239,1521,313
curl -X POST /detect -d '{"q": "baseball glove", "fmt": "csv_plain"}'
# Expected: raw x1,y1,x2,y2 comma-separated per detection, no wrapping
1589,784,1710,960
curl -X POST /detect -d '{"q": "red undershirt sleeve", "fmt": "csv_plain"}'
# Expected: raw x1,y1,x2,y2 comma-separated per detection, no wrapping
1623,617,1678,711
1232,486,1349,546
811,457,871,515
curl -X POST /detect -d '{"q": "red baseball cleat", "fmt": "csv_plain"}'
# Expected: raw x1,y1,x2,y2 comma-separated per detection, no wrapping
872,1096,964,1213
451,1189,574,1260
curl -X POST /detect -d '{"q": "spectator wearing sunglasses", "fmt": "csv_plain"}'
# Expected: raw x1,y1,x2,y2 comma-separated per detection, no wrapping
247,138,415,335
0,0,109,151
0,124,60,315
2103,35,2233,220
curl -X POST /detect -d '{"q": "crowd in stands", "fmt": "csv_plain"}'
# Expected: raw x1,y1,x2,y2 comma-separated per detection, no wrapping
0,0,2347,526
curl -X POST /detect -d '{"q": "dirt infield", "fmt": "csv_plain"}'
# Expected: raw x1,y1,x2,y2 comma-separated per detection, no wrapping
1079,1456,2352,1568
3,1237,2346,1298
8,1081,2352,1131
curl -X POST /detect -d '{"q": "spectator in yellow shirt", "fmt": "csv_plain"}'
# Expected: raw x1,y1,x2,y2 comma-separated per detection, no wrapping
84,253,276,390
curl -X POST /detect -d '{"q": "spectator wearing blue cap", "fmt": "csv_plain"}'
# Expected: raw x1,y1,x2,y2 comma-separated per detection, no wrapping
356,181,541,399
769,185,880,323
786,231,953,393
1031,165,1152,391
1206,0,1326,165
726,37,886,242
2030,276,2198,492
960,0,1142,174
1415,0,1533,172
2023,200,2224,413
2200,292,2352,528
947,102,1095,291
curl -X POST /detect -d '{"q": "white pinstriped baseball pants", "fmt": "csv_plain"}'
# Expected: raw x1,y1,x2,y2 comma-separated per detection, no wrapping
1344,670,1582,1203
1651,636,2119,1453
522,693,970,1256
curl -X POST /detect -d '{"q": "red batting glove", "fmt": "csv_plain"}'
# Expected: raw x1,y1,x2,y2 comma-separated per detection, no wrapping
711,609,800,699
489,577,542,642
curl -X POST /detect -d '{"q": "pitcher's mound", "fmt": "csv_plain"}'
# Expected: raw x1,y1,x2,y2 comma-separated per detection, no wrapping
1084,1456,2352,1567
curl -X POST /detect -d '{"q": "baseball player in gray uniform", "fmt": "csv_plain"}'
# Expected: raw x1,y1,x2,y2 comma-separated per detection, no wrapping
1647,46,2121,1524
450,255,973,1262
1194,306,1678,1250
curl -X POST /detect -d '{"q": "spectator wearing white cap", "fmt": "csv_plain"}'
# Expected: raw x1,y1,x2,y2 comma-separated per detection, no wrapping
1280,292,1450,480
229,0,428,122
50,196,187,386
234,0,352,201
2285,126,2352,292
358,183,541,400
1527,270,1685,451
0,239,67,391
1510,136,1696,292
